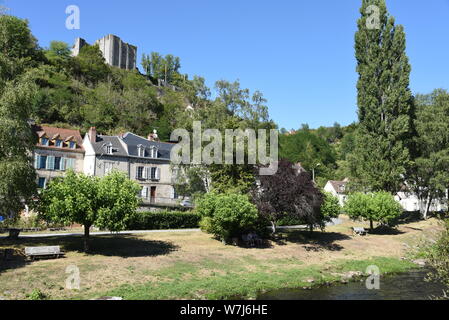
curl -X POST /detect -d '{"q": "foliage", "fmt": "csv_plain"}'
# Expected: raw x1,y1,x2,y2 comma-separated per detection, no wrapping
425,220,449,297
350,0,415,193
196,193,260,242
251,160,324,233
344,191,403,229
321,192,341,221
142,52,181,84
0,16,39,219
37,170,141,251
27,289,48,300
126,211,201,230
280,129,337,186
407,89,449,218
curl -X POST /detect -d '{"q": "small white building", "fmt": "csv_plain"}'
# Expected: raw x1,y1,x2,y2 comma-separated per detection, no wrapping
324,180,348,207
324,179,447,213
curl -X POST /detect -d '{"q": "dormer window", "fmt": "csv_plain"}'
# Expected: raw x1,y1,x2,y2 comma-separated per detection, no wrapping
41,138,49,146
69,141,76,149
150,146,158,159
106,144,113,155
137,145,145,158
55,139,63,148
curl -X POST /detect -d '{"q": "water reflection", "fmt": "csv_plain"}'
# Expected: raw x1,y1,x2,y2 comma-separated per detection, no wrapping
258,270,446,300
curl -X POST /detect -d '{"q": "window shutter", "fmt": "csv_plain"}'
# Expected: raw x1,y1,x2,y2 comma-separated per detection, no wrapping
34,155,40,169
156,168,161,181
47,156,55,170
60,158,66,171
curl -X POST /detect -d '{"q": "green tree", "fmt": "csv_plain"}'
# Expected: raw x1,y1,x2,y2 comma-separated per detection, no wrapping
141,52,181,84
72,44,110,84
407,89,449,219
197,192,260,243
350,0,415,193
0,15,40,221
0,75,38,220
321,192,341,222
37,171,141,251
344,191,402,230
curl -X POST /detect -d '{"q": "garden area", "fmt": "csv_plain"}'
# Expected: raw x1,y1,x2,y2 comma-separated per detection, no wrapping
0,216,443,300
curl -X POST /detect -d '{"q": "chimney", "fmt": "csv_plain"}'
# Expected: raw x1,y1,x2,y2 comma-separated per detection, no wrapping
88,127,97,143
148,130,159,142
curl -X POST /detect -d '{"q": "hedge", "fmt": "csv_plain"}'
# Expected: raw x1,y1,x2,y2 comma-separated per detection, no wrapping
126,211,201,230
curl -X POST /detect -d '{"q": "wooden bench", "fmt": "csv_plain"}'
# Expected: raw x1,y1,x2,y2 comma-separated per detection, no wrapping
25,246,65,261
352,227,367,236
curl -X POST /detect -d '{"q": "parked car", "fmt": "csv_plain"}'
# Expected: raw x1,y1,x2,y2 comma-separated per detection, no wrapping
180,199,194,208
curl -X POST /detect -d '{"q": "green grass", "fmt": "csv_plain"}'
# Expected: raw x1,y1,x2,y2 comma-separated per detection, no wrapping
103,257,416,300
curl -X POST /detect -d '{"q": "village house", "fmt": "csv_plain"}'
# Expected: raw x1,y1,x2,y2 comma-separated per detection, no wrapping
33,125,85,189
83,127,179,208
324,180,348,207
324,179,447,213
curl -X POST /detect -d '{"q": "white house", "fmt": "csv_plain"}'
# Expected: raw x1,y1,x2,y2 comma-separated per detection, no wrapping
324,180,348,207
324,179,447,213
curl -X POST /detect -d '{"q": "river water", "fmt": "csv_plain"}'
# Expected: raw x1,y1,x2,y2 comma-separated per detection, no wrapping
258,269,447,300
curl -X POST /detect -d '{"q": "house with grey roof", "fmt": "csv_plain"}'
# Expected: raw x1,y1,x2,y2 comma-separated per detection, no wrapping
83,127,179,208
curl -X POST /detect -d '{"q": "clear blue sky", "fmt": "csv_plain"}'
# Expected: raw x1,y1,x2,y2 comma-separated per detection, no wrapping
5,0,449,129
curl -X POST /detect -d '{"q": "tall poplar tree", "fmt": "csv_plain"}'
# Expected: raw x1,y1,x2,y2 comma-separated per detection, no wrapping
350,0,415,193
0,15,39,219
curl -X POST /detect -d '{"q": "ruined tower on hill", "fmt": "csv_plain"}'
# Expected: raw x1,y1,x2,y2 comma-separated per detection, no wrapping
72,34,137,71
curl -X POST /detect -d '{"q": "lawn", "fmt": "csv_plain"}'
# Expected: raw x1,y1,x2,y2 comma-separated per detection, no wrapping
0,216,443,300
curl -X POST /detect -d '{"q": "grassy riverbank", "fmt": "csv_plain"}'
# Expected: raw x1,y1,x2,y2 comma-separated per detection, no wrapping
0,216,442,300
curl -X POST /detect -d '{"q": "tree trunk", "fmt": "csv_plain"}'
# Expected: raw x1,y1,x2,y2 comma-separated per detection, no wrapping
309,225,313,234
270,221,276,234
424,196,433,220
84,224,91,252
370,220,374,232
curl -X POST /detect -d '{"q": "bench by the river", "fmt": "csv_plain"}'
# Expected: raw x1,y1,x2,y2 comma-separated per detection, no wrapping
352,227,367,236
25,246,65,260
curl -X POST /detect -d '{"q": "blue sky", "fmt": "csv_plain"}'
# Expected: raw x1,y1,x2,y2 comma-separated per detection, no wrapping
4,0,449,129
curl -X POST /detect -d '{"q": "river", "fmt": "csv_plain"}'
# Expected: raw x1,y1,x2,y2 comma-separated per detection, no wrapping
258,269,447,300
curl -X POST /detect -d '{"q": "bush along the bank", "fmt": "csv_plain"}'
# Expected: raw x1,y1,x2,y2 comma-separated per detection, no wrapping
196,193,263,243
126,211,201,230
344,191,403,230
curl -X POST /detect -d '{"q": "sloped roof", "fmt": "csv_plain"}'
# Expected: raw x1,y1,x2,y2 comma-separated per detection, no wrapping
121,132,174,160
328,180,347,194
90,135,128,157
33,125,84,151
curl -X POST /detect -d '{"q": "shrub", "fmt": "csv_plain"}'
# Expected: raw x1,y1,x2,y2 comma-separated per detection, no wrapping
196,193,260,243
126,211,201,230
426,220,449,297
344,191,402,230
321,192,341,221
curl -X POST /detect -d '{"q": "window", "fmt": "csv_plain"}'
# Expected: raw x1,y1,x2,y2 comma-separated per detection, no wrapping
104,162,114,175
106,144,113,155
173,187,178,199
150,167,160,181
55,140,63,148
150,147,158,159
138,145,145,157
41,138,49,146
39,156,47,170
136,167,144,180
38,177,46,189
140,187,149,199
54,157,62,171
69,141,76,149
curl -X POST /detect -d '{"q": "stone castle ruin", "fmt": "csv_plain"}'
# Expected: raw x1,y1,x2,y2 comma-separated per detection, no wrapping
72,34,137,71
